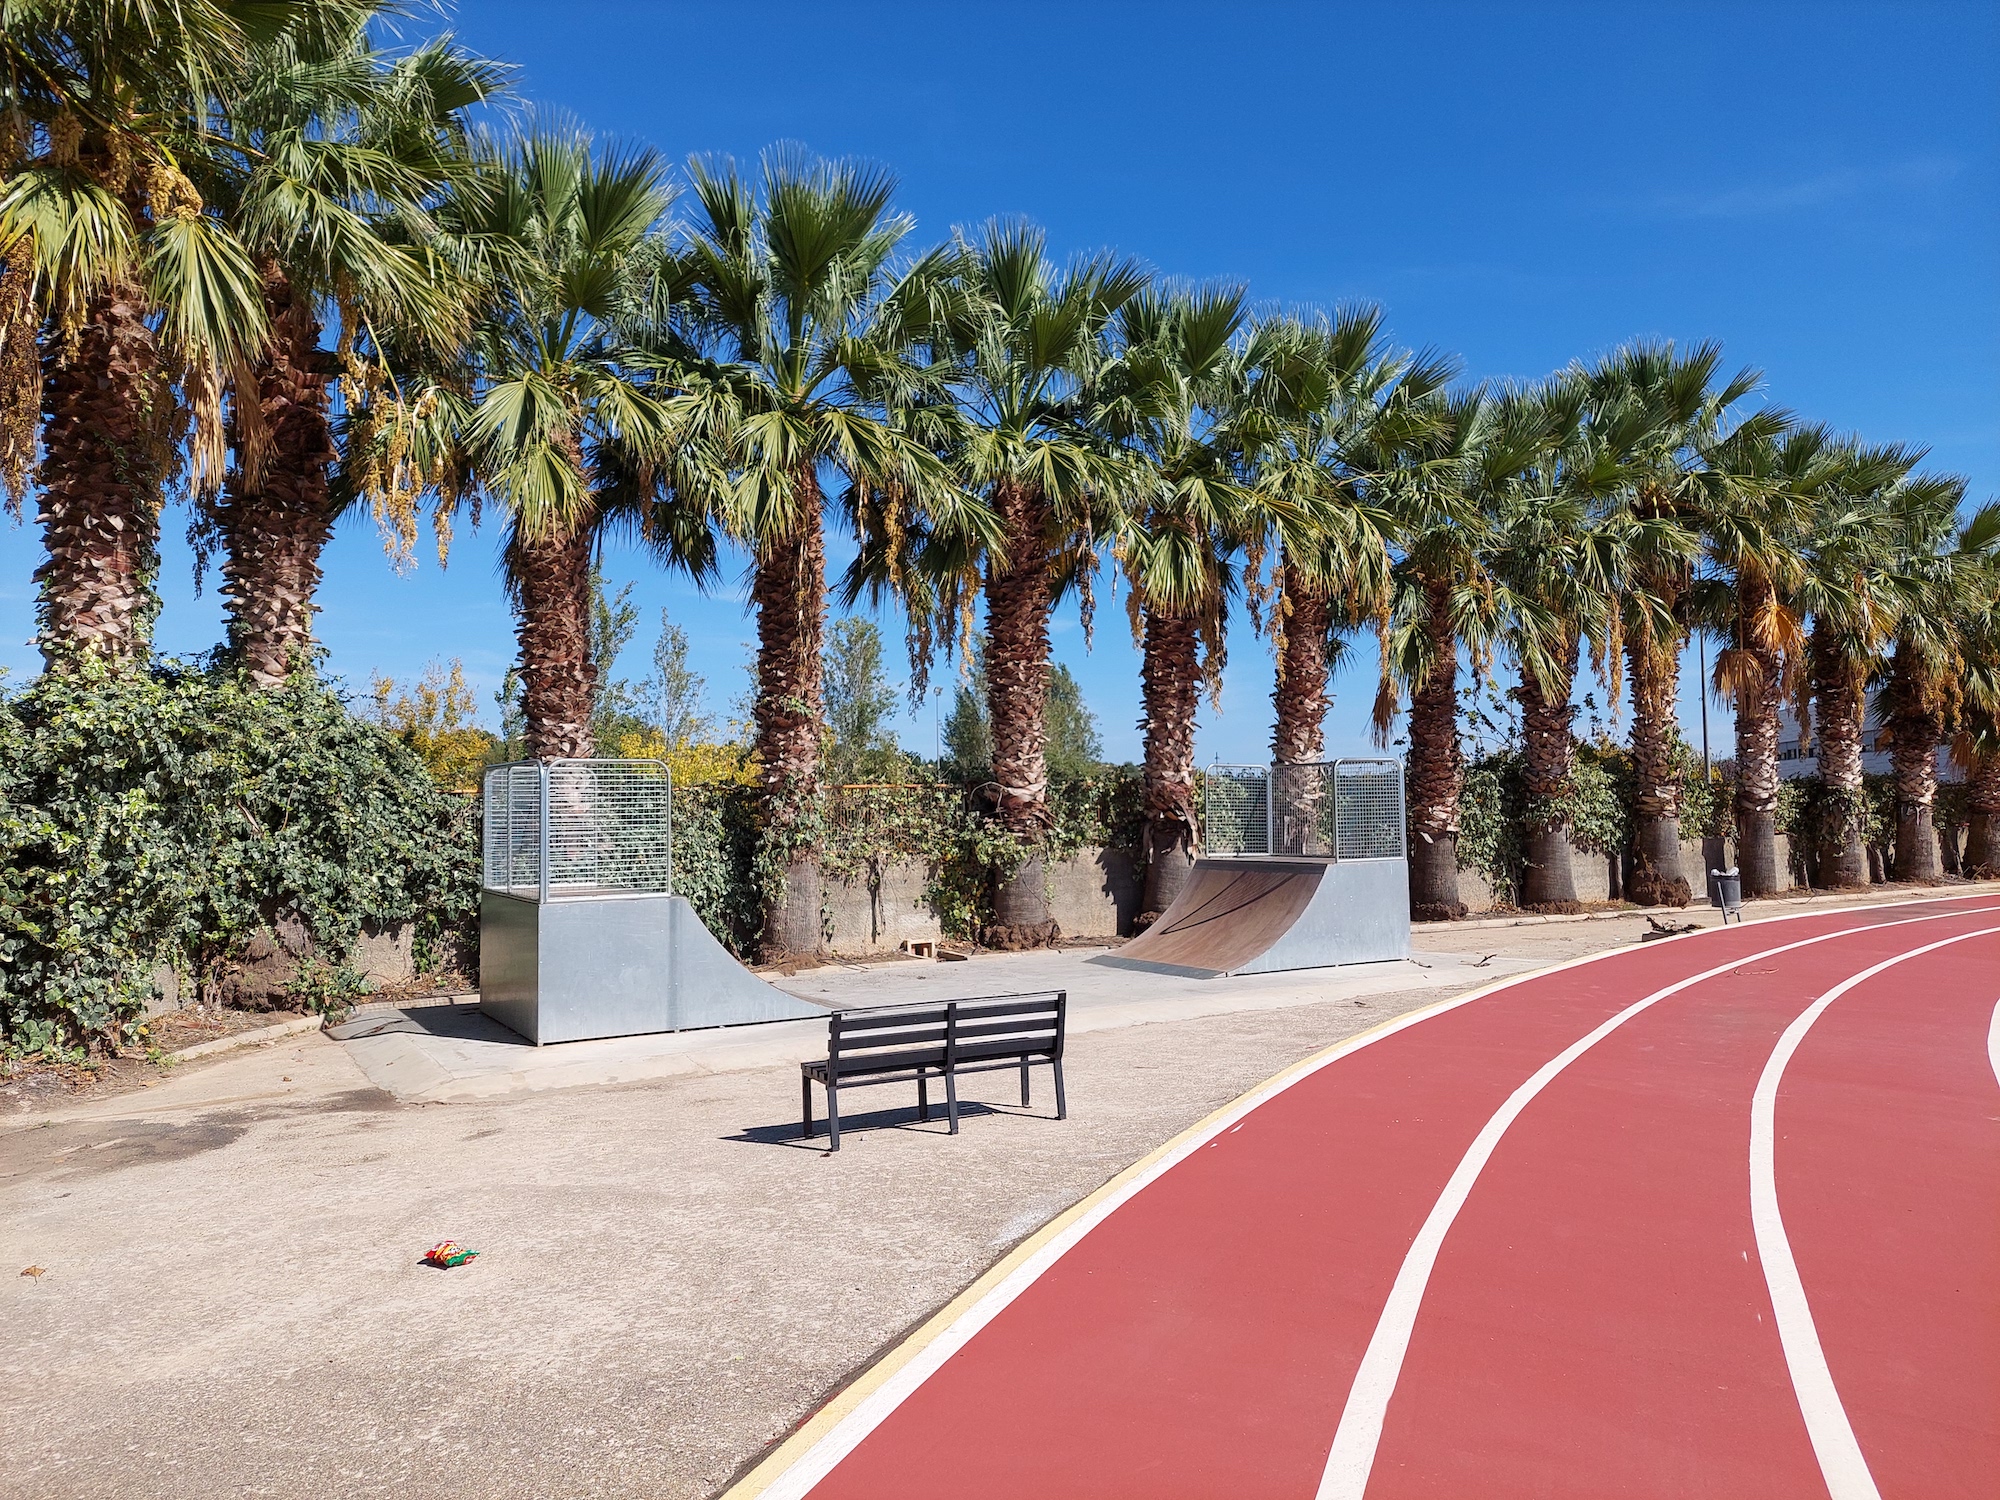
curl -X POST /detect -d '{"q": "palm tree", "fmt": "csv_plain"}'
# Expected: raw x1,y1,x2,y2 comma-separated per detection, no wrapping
673,148,988,958
1958,599,2000,877
1,0,282,664
1102,283,1259,914
1797,440,1928,886
1587,341,1762,907
1485,376,1634,910
1374,389,1516,921
1251,306,1443,772
931,221,1142,942
1697,421,1829,897
442,128,710,762
1876,484,1990,880
198,8,503,684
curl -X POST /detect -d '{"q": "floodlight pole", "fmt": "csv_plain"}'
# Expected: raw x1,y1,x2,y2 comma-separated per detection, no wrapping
1698,636,1711,780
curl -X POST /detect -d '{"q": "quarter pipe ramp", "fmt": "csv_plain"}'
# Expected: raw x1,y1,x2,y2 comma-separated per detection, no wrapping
1094,856,1409,978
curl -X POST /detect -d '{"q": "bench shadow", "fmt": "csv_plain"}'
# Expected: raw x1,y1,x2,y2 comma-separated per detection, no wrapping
728,1098,1037,1152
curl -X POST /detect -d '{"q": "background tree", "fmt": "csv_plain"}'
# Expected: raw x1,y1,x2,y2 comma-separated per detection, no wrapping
823,615,902,784
1043,663,1102,778
639,610,712,749
369,657,496,788
941,638,1100,779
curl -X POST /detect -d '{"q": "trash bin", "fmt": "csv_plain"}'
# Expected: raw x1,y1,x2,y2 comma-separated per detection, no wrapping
1709,867,1742,924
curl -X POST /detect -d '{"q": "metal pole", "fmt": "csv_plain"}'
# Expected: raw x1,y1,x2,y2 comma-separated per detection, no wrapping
537,760,551,905
1330,759,1341,863
665,762,673,897
1264,766,1274,858
1699,636,1711,780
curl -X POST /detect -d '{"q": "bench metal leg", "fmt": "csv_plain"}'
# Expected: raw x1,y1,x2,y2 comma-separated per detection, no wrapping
802,1074,814,1138
1053,1058,1067,1120
945,1064,959,1135
918,1070,930,1123
1020,1057,1030,1108
827,1082,841,1151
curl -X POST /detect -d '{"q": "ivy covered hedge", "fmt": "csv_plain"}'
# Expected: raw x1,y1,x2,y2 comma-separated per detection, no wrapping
1455,735,1729,902
1455,740,1976,905
668,765,1148,956
0,661,479,1057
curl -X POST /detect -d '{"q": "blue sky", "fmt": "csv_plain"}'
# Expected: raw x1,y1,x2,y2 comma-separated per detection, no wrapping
3,1,1994,765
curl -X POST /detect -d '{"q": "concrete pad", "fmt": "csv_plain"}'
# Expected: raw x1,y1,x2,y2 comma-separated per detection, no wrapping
333,949,1538,1104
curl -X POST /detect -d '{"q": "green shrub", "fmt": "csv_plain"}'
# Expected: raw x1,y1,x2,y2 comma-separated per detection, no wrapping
0,660,478,1056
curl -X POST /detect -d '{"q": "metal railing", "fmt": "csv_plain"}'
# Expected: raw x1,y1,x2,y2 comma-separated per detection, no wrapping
481,759,673,902
1201,758,1406,861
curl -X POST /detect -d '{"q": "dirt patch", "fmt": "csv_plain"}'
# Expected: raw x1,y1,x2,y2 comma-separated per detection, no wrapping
28,1115,255,1182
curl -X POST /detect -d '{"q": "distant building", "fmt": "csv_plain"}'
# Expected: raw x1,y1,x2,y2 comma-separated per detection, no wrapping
1774,705,1957,781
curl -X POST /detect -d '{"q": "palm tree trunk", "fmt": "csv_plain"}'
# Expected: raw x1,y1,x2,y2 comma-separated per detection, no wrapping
1884,641,1943,882
509,522,597,761
1517,636,1580,912
1625,625,1690,907
1731,592,1786,897
983,479,1058,945
1808,624,1869,887
1270,553,1331,765
34,276,174,666
1140,604,1201,916
216,262,338,685
1407,578,1465,920
1964,749,2000,877
751,465,829,959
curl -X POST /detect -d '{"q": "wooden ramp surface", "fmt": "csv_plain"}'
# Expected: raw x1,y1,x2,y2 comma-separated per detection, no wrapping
1113,861,1327,975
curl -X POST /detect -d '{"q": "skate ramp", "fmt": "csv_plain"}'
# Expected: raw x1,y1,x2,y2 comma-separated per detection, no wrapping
1093,856,1409,978
481,891,826,1045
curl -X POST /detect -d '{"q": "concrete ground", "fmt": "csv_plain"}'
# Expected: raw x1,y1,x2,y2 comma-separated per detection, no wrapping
1,883,1986,1499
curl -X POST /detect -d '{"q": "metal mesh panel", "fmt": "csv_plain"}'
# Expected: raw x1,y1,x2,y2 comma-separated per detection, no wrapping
1203,765,1271,856
1271,763,1336,857
482,763,546,894
481,760,672,899
1333,759,1406,860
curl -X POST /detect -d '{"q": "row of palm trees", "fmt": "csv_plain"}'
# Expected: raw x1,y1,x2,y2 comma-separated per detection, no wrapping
6,1,1997,958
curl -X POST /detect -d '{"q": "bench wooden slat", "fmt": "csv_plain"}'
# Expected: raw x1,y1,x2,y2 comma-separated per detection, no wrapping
950,1018,1058,1044
828,1006,955,1033
830,1027,950,1054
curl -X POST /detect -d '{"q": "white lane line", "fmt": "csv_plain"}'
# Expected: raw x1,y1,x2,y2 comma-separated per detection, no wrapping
1988,998,2000,1090
1314,903,2000,1500
731,891,1993,1500
1750,924,2000,1500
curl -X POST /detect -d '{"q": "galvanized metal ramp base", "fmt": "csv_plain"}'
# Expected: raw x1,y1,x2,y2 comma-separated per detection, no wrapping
480,891,825,1045
1092,856,1410,978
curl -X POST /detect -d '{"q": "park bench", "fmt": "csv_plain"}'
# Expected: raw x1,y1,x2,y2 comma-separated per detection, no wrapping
800,991,1067,1151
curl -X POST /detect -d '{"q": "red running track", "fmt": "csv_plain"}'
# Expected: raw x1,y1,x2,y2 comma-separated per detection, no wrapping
731,894,2000,1500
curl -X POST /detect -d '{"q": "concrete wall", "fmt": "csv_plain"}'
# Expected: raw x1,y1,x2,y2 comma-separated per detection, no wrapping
820,846,1142,954
1452,835,1801,915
